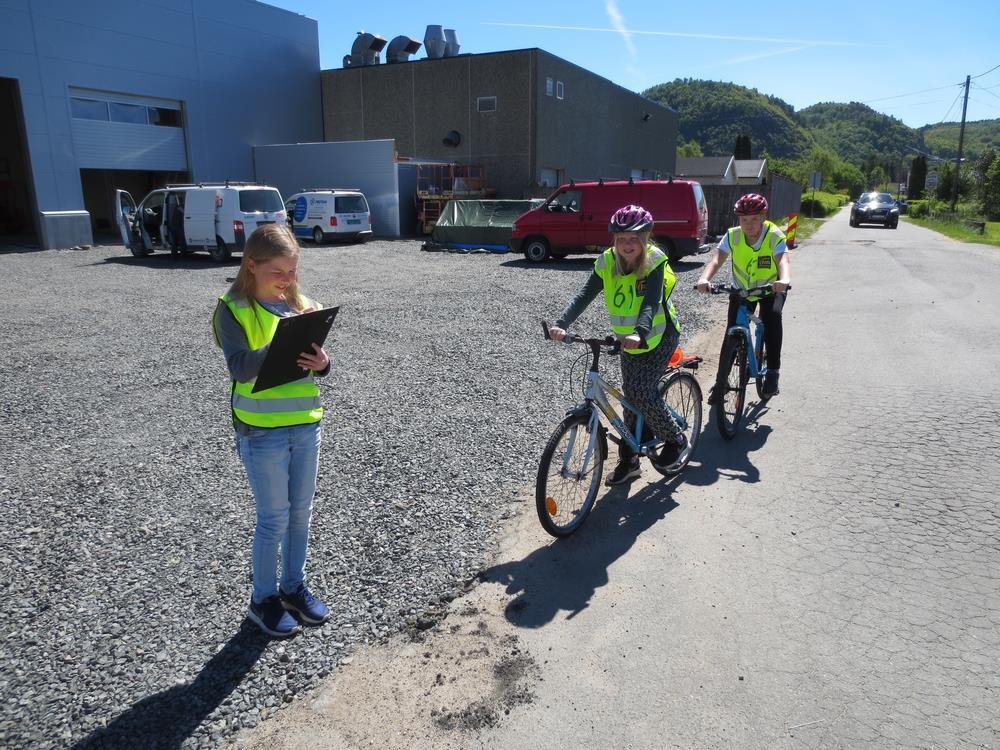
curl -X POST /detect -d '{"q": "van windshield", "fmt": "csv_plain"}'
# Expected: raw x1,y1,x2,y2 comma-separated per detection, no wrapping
335,195,368,213
239,190,283,212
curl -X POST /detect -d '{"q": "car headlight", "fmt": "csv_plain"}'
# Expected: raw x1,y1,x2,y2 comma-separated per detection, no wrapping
890,207,899,213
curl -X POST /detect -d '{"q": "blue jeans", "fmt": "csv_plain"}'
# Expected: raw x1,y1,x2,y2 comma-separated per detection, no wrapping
236,422,322,604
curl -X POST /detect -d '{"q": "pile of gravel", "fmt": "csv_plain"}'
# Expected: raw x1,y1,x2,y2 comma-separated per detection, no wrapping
0,241,724,749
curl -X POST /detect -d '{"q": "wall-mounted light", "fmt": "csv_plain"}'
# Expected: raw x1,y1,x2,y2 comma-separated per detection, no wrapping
641,112,651,122
442,130,461,147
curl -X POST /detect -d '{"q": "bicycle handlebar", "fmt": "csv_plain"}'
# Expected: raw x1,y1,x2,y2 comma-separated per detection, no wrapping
699,282,791,297
542,320,621,355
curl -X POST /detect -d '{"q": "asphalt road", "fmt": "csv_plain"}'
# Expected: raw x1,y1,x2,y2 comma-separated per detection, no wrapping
239,208,1000,749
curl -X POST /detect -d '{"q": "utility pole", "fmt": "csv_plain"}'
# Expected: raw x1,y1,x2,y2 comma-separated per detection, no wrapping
950,75,970,212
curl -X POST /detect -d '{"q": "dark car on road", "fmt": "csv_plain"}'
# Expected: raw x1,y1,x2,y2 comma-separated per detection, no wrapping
850,192,900,228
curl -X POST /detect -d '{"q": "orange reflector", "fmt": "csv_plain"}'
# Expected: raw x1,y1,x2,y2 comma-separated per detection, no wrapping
546,497,558,516
669,347,684,367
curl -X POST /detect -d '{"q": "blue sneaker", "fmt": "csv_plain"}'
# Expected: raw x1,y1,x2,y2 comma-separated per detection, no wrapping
280,585,330,625
248,595,301,638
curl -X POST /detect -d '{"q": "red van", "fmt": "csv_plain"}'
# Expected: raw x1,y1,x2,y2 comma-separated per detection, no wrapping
509,179,709,262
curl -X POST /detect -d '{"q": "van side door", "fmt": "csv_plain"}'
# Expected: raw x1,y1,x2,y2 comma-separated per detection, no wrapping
541,188,584,249
114,190,140,252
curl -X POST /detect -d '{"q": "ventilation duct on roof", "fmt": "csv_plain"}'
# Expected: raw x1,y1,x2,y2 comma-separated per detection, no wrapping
386,36,422,64
424,25,446,59
443,29,460,57
344,31,387,67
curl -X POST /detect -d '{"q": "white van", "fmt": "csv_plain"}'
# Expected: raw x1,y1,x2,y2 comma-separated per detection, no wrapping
115,183,286,262
284,189,372,245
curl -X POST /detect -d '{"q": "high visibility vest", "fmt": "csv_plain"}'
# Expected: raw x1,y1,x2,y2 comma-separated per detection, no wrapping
214,293,323,428
727,220,785,300
594,244,679,354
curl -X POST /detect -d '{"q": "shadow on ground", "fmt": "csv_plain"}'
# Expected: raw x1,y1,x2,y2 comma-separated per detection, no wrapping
72,621,269,750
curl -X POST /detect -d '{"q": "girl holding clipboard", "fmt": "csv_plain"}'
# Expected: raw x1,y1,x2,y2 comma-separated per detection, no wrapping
212,223,332,638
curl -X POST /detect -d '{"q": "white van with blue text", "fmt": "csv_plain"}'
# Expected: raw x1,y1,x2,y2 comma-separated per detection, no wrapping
285,189,372,244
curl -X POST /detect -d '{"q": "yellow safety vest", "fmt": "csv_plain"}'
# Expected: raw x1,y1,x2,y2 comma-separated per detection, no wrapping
727,220,785,300
214,293,323,428
594,244,680,354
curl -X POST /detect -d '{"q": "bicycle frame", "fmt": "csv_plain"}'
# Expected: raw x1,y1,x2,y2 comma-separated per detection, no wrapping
726,298,767,379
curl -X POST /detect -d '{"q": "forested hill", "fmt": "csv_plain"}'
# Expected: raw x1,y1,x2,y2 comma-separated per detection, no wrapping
643,79,813,160
643,78,1000,168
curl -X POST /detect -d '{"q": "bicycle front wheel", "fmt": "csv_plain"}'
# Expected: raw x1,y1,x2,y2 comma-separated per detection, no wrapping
535,413,605,537
652,370,702,477
715,331,748,439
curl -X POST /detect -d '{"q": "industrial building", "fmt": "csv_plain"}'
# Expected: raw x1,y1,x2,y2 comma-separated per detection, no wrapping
0,0,321,249
321,42,679,200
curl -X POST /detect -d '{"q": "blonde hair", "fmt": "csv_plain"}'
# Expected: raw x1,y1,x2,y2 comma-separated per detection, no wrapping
228,224,307,312
612,230,653,277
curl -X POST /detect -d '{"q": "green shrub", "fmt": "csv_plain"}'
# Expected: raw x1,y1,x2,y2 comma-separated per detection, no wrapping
799,198,827,218
908,200,929,218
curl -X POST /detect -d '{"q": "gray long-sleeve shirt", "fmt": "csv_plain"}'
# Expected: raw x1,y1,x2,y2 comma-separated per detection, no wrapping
556,263,665,340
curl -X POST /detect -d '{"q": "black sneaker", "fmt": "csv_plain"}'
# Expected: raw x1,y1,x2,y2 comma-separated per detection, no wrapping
761,370,780,398
280,585,330,625
656,433,688,467
605,457,641,486
248,595,302,638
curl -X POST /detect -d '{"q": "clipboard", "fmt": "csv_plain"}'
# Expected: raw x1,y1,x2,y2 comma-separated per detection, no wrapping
251,306,339,393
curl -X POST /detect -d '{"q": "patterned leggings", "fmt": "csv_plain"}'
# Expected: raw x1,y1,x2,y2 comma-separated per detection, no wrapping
620,326,682,450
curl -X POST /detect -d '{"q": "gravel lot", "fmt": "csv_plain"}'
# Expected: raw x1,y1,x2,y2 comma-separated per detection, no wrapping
0,239,723,749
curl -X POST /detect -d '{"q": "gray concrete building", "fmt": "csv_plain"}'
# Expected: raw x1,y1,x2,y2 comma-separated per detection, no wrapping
0,0,321,248
321,48,678,198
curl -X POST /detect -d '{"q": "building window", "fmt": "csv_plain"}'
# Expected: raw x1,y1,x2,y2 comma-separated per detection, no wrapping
556,81,564,99
148,107,181,127
546,77,553,97
477,96,497,113
109,102,148,124
70,98,109,121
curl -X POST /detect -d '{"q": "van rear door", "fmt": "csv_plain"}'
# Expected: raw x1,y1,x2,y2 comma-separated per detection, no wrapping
115,190,140,253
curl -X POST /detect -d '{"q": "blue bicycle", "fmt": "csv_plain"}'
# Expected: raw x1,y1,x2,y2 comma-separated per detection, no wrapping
708,283,788,438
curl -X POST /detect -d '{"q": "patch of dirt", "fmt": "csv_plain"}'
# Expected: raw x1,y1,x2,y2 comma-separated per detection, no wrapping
230,529,540,750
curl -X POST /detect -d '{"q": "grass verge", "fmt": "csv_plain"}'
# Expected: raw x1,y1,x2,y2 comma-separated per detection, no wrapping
904,216,1000,248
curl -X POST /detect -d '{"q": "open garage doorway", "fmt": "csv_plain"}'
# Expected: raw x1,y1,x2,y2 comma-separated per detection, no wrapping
82,169,189,244
0,78,38,248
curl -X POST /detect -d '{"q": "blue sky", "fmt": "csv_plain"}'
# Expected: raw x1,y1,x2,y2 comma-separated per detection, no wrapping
266,0,1000,131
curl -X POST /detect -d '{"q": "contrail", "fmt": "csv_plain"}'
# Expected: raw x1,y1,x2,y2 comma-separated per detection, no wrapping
482,21,882,48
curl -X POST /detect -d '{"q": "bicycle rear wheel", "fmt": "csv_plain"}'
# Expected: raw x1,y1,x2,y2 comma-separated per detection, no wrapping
651,370,702,477
535,413,605,537
715,331,748,439
754,336,768,401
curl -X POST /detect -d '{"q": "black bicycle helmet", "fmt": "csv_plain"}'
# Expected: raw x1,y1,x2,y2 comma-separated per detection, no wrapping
608,204,653,233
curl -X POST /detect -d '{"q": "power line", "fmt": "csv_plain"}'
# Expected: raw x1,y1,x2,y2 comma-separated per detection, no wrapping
861,82,964,105
971,81,1000,102
972,62,1000,79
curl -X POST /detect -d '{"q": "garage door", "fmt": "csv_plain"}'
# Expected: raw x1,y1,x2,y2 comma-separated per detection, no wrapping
69,87,187,171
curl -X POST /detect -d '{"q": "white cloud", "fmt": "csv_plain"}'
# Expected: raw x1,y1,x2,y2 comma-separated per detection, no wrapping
605,1,637,60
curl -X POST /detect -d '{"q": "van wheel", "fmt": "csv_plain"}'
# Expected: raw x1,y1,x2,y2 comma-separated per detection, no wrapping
313,227,325,245
211,238,231,262
524,237,550,262
130,243,151,258
656,236,680,262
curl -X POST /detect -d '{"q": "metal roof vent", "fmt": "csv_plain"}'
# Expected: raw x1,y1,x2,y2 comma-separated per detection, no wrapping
443,29,460,57
424,25,446,59
386,36,422,64
343,31,387,67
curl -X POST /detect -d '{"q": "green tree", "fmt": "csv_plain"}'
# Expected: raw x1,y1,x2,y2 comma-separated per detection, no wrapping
982,157,1000,220
974,148,996,204
908,155,927,199
734,133,752,159
868,165,888,190
677,138,704,157
806,146,838,190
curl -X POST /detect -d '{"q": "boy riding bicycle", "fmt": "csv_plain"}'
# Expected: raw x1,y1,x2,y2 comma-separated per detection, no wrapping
696,193,791,402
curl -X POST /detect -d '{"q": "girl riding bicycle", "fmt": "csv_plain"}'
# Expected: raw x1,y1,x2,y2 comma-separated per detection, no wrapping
548,204,686,486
